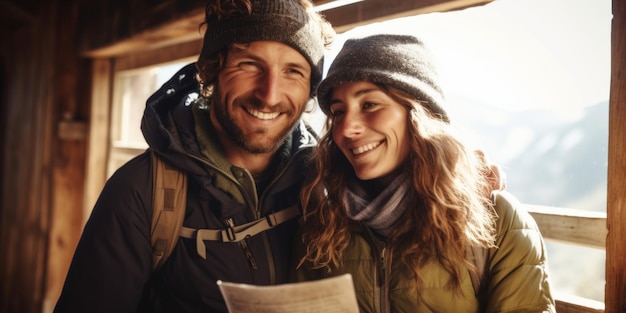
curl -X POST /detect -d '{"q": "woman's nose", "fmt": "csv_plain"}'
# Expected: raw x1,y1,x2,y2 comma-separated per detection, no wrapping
336,110,364,138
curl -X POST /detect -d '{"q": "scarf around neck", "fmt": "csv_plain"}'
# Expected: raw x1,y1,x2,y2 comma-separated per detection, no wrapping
342,173,411,236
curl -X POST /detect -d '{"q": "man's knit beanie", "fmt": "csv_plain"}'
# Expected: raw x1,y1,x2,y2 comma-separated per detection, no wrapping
199,0,326,89
317,34,448,122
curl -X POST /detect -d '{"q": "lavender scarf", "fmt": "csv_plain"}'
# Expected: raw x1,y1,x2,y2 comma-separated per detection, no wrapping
342,173,411,236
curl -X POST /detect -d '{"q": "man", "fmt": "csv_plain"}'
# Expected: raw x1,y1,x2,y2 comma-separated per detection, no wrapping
54,0,335,312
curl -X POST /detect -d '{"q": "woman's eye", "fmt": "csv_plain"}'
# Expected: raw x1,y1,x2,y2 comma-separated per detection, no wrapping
330,109,344,117
329,105,344,116
363,102,377,109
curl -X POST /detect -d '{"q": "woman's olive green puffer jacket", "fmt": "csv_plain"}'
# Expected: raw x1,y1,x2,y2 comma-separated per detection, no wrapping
294,190,556,313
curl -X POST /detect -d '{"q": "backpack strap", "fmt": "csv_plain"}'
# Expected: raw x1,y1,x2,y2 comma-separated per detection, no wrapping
179,205,301,259
150,150,188,271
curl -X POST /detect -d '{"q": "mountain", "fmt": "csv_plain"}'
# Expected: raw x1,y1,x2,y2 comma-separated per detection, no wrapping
450,98,608,301
450,99,609,212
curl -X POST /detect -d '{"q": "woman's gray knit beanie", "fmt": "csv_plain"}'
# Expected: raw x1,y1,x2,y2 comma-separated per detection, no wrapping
200,0,326,89
317,34,448,122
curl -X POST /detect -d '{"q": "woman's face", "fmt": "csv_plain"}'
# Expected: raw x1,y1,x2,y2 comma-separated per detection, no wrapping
329,81,411,180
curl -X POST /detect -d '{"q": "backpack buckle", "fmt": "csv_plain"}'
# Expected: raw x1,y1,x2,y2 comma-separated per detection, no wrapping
266,213,279,227
224,225,236,242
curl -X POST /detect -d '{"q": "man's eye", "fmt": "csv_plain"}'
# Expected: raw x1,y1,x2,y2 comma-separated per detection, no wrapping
286,68,305,77
239,62,259,71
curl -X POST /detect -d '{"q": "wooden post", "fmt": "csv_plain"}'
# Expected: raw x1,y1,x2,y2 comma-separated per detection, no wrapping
606,0,626,312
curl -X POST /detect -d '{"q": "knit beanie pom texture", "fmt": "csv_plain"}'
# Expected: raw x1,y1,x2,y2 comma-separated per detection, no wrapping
317,34,448,122
200,0,325,88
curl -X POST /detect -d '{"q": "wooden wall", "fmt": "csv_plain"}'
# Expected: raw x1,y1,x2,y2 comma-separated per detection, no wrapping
0,0,91,312
0,1,207,311
1,1,59,312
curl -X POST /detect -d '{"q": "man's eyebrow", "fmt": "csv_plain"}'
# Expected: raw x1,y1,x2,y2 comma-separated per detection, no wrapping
228,50,310,72
286,61,310,72
228,48,257,60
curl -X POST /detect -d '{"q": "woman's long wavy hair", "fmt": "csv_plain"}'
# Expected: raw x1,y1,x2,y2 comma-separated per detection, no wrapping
298,84,498,294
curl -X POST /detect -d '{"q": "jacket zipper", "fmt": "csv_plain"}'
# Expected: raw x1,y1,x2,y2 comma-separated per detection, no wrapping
365,225,390,313
187,153,261,280
251,146,313,284
378,245,390,313
187,146,312,284
225,217,258,276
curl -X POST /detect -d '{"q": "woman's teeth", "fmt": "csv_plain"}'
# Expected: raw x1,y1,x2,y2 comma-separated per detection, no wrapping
352,141,381,155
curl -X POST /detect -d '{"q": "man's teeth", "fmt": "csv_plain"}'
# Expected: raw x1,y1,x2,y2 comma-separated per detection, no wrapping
352,142,380,155
248,109,279,120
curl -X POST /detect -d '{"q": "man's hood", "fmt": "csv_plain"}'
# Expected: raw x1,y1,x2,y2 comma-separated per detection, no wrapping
141,62,211,177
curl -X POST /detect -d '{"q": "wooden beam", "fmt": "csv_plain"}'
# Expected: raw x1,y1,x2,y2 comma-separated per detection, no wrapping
44,0,89,311
525,205,606,249
113,39,202,72
83,59,113,222
320,0,492,32
81,0,492,58
82,11,204,58
555,293,605,313
0,0,36,23
606,0,626,311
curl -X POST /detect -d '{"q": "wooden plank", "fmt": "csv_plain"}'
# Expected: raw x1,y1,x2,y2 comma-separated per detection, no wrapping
320,0,493,32
83,11,204,58
83,59,112,222
77,0,205,57
555,293,605,313
46,142,86,313
525,205,606,249
58,120,88,140
0,1,58,312
114,39,202,71
606,0,626,311
44,0,89,312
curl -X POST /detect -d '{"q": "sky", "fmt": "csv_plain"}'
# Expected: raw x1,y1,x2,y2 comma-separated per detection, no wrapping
329,0,612,119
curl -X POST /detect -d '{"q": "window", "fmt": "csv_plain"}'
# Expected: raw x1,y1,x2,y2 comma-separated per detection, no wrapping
323,0,609,302
108,59,194,177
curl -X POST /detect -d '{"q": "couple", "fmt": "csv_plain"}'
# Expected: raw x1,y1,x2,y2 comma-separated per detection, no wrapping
55,0,555,312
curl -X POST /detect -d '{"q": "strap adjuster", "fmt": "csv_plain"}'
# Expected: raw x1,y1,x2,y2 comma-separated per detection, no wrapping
223,226,237,242
266,213,279,227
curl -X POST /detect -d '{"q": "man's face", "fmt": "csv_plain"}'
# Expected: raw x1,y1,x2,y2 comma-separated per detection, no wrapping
211,41,312,154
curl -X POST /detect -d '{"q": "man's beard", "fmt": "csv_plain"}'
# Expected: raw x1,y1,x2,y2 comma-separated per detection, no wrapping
211,89,302,154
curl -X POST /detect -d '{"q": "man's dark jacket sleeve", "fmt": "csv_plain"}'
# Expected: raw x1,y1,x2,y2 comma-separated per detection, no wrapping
54,153,154,313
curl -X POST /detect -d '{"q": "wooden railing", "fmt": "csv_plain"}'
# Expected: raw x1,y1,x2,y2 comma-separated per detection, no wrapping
524,204,607,313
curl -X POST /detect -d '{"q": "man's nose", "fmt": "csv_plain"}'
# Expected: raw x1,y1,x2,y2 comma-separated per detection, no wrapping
254,71,281,106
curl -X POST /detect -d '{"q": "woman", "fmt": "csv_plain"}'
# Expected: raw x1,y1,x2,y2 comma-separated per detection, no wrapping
294,34,555,312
